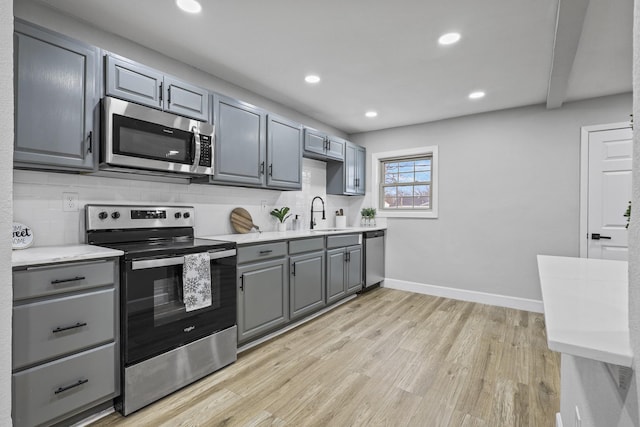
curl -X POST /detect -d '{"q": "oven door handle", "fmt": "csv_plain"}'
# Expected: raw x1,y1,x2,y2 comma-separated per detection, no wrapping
131,249,236,270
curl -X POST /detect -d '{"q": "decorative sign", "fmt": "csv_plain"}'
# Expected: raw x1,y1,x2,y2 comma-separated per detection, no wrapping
12,222,34,250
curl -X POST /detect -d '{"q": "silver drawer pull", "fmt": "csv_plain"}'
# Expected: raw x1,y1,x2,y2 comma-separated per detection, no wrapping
54,378,88,395
259,250,273,255
52,322,87,334
51,276,85,284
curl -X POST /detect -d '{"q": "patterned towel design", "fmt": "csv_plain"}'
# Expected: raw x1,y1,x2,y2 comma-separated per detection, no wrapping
183,253,212,312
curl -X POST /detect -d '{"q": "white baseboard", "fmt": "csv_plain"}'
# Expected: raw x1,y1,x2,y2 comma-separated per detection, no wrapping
382,278,544,313
556,412,563,427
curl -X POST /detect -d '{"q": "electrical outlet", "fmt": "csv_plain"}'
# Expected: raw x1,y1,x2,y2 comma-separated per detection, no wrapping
575,406,581,427
63,192,79,212
261,200,267,213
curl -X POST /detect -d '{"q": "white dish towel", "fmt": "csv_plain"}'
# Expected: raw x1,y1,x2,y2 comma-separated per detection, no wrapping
183,253,212,312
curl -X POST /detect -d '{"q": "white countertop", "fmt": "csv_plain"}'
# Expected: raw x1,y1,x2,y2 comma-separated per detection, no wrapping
199,226,386,245
12,245,124,268
537,255,632,367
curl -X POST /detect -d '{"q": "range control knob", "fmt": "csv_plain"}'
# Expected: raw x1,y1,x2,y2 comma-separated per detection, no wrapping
111,211,121,220
183,212,191,219
175,212,182,219
98,211,108,220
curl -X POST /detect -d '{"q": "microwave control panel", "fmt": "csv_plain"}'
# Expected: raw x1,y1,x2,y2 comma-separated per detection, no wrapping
199,135,212,167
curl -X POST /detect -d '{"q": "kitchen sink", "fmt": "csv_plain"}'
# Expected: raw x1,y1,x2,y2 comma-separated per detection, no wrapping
310,228,349,233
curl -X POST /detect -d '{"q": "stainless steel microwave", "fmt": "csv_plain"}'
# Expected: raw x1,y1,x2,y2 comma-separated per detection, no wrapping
101,96,214,177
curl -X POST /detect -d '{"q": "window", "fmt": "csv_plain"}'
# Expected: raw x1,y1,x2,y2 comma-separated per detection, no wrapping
372,146,438,218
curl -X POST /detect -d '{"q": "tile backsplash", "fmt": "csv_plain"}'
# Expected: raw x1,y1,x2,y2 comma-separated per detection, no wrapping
13,159,359,247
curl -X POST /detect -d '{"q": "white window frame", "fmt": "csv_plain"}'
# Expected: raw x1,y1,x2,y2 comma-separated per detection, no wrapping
372,146,438,219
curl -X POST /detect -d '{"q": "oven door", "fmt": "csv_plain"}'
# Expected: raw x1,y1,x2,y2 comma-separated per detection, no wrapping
123,249,236,365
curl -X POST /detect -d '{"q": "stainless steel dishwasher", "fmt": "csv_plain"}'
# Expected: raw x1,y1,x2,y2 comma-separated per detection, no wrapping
363,229,385,289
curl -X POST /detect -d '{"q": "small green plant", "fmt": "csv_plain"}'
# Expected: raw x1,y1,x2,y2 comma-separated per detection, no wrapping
270,207,291,223
360,207,376,218
625,201,631,229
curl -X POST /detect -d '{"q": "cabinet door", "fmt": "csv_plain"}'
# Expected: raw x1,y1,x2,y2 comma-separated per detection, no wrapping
14,22,98,170
303,128,327,157
213,94,266,186
290,252,325,320
105,55,163,110
164,76,209,121
355,145,366,195
267,114,303,190
326,136,346,161
346,245,363,294
237,259,288,343
344,143,358,194
326,248,346,304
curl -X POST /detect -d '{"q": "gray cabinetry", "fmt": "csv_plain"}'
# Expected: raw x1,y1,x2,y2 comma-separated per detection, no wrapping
326,234,363,303
105,54,209,121
212,94,266,186
303,128,345,162
237,249,288,344
14,20,98,171
207,95,303,190
267,114,303,190
327,141,366,196
290,250,325,320
12,259,119,427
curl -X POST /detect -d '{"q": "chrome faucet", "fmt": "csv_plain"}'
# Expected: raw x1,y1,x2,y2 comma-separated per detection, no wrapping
310,196,326,229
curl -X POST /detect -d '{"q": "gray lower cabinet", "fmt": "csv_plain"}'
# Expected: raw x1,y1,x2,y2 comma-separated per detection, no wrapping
14,20,99,171
327,141,366,196
237,258,289,344
326,238,363,304
12,258,119,427
290,251,326,320
105,54,209,121
303,128,345,162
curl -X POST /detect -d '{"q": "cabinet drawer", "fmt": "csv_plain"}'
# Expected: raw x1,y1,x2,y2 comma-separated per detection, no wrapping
13,289,115,370
13,260,115,301
288,237,324,255
237,242,287,264
13,343,116,427
326,234,361,249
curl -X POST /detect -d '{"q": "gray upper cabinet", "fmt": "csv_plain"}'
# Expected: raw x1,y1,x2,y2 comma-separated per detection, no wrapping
207,94,302,190
212,94,266,186
105,54,209,121
14,21,98,171
290,251,325,320
327,141,366,195
237,258,288,344
303,128,345,162
267,114,303,190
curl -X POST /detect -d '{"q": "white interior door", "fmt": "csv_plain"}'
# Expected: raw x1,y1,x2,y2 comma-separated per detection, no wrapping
585,126,633,260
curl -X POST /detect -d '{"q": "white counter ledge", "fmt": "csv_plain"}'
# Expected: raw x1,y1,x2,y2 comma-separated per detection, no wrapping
537,255,632,367
12,244,124,268
199,226,386,245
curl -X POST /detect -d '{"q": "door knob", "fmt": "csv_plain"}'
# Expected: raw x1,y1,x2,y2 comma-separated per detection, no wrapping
591,233,612,240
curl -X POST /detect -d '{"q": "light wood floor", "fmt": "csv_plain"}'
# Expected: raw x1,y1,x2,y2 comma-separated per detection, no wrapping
92,288,559,427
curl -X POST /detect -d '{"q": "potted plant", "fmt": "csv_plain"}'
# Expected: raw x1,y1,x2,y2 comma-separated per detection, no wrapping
270,207,292,232
360,207,376,226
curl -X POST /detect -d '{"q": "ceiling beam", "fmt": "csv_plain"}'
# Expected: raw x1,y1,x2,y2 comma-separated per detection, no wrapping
546,0,591,109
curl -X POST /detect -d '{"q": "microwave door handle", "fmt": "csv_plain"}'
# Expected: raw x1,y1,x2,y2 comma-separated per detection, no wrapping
192,126,201,167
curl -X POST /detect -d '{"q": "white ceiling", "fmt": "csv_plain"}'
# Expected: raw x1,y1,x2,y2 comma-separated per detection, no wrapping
36,0,632,134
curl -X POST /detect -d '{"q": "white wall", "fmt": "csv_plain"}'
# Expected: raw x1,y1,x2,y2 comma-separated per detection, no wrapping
0,0,12,423
14,160,353,246
350,93,632,304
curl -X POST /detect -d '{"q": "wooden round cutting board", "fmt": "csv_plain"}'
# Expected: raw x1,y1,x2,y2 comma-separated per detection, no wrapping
230,207,258,234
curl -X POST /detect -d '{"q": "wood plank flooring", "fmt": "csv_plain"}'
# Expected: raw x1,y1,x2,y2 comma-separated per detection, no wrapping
92,288,559,427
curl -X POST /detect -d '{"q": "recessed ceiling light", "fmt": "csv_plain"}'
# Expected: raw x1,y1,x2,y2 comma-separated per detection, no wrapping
365,111,378,118
176,0,202,14
438,32,461,45
305,75,321,84
469,91,485,99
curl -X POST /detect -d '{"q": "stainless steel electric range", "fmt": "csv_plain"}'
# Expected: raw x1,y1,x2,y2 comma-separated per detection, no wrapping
86,204,237,415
